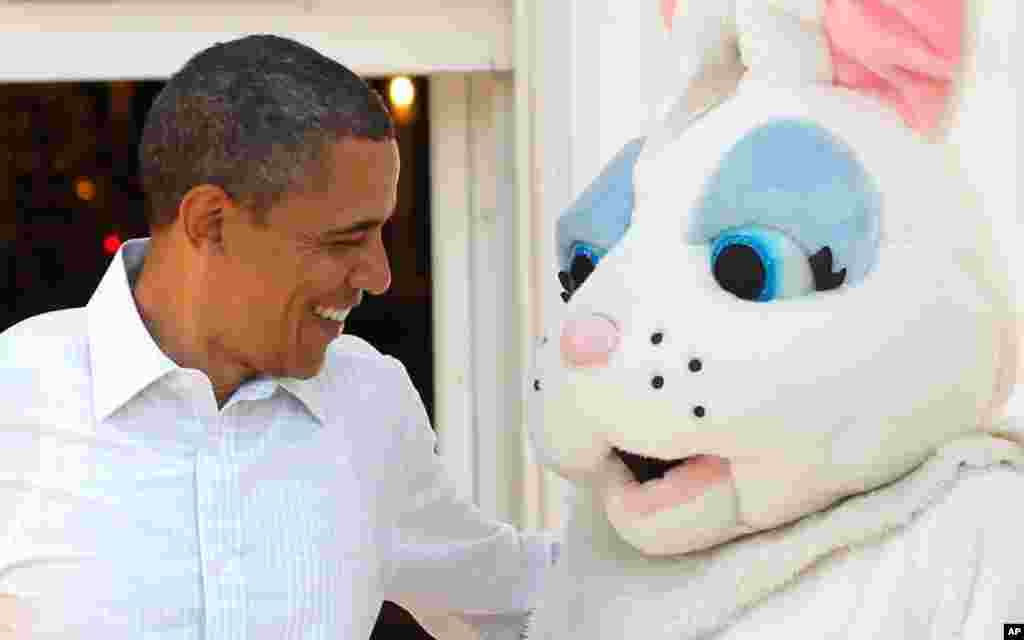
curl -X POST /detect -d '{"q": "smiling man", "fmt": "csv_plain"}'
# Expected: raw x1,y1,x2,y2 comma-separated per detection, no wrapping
133,116,395,402
0,35,557,639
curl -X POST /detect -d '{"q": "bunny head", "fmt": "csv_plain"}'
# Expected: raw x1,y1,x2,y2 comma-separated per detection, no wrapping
531,0,1019,557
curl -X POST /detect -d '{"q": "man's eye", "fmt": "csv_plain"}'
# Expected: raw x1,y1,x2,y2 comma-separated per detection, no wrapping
328,237,364,250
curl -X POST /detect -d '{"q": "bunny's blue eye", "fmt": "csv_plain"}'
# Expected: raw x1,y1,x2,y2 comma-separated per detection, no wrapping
572,242,606,266
711,226,814,302
556,137,645,303
689,120,880,289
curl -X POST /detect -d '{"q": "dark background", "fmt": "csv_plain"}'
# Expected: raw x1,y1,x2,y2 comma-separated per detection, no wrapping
0,78,437,639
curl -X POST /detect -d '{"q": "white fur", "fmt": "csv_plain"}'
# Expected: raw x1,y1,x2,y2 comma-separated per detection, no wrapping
528,0,1023,636
535,84,1009,555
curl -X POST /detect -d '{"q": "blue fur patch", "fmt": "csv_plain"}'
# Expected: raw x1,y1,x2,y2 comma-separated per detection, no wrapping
556,137,646,272
689,119,881,284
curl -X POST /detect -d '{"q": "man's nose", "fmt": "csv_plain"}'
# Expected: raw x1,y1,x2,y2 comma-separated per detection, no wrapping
560,314,620,368
351,242,392,295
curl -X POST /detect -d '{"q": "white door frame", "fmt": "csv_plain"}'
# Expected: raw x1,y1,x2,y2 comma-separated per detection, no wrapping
426,0,586,533
0,2,514,82
429,72,533,525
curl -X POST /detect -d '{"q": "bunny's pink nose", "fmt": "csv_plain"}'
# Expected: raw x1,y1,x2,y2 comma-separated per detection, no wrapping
561,314,620,368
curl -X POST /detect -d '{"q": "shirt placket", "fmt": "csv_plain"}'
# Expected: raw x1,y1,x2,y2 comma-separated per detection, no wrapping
196,412,248,639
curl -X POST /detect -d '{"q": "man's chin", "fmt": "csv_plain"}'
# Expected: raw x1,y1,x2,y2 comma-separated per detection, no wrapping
283,349,330,381
288,318,342,379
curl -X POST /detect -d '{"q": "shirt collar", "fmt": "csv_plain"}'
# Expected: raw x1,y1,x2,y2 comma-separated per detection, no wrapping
87,238,329,425
87,238,177,423
277,375,330,426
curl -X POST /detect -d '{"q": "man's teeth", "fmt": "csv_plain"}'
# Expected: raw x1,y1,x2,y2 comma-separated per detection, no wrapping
314,305,352,323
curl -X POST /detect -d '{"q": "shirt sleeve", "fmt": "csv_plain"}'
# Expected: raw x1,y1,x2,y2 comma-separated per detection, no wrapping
381,358,560,618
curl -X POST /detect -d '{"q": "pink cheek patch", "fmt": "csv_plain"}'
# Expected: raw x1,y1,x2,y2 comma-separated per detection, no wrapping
660,0,678,30
561,314,621,368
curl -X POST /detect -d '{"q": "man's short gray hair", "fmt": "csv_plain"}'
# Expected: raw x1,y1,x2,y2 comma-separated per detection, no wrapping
139,34,395,229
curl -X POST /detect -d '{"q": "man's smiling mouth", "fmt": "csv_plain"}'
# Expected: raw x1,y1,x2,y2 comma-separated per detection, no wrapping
313,305,354,323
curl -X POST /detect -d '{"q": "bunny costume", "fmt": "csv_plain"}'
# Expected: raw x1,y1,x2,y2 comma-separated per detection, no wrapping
527,1,1023,638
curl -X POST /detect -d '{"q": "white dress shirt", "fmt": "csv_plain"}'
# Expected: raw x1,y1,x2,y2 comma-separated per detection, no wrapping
0,238,557,639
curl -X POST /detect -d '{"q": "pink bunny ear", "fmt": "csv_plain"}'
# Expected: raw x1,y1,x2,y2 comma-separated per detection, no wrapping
824,0,964,134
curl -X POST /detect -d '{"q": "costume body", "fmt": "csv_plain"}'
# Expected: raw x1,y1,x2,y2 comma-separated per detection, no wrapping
526,1,1023,637
0,239,555,639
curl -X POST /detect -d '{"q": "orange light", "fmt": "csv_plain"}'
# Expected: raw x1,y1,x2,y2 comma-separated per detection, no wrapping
75,177,96,202
103,233,122,255
388,76,415,109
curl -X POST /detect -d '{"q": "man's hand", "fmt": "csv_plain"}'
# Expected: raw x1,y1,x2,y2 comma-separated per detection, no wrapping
392,595,480,640
396,595,533,640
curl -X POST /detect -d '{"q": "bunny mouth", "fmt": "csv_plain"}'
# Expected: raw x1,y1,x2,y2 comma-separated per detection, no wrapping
612,448,693,484
607,447,732,517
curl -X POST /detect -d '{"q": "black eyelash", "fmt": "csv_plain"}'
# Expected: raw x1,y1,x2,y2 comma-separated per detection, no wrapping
809,246,847,291
558,253,598,303
558,271,576,303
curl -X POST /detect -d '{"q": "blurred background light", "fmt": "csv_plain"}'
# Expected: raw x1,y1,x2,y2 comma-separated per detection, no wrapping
74,177,96,202
102,232,122,255
388,76,415,109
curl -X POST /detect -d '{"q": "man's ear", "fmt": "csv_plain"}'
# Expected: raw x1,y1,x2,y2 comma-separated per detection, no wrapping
178,184,232,254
